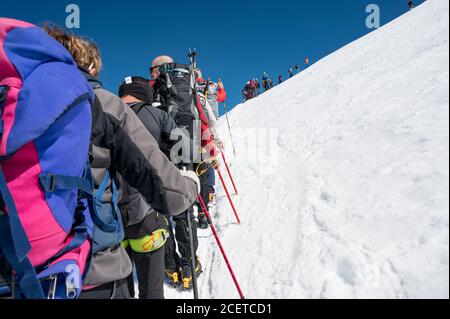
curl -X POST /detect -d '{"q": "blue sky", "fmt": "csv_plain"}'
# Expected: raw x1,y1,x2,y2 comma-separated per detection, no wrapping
2,0,425,114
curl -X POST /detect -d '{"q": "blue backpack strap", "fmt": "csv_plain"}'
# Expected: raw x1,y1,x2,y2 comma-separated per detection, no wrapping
95,170,111,199
37,170,93,260
0,169,30,261
110,174,120,213
0,284,11,297
51,211,88,262
39,173,93,195
90,170,121,233
0,86,8,135
79,162,111,232
0,162,93,298
0,168,45,299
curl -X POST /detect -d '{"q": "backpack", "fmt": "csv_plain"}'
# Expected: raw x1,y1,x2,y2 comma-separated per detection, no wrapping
154,63,198,121
154,63,202,164
0,19,94,299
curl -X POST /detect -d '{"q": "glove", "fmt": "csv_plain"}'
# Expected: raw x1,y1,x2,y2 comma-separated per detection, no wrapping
214,137,224,150
180,169,201,195
208,158,219,169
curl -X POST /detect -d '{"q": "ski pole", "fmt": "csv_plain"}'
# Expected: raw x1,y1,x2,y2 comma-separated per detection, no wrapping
186,208,199,299
223,102,237,157
182,166,199,299
197,195,245,299
220,147,238,195
215,166,241,224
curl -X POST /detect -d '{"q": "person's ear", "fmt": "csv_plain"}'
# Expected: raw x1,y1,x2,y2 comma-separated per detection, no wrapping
90,68,98,77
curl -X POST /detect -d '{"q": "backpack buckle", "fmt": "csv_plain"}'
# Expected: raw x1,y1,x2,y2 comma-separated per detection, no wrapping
46,275,57,299
66,285,77,299
48,174,56,193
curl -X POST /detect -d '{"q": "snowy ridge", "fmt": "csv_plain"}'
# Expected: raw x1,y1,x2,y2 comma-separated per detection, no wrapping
166,0,449,299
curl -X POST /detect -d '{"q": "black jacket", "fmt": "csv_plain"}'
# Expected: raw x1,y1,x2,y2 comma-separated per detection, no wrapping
128,102,179,156
119,101,182,228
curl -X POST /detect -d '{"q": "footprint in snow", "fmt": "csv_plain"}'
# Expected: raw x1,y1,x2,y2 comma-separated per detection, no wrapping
320,191,334,203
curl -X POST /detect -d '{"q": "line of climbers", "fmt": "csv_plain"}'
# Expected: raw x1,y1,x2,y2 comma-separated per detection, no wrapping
241,57,310,102
0,18,227,299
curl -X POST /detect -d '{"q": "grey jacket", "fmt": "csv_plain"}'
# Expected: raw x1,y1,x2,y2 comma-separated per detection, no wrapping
83,74,198,287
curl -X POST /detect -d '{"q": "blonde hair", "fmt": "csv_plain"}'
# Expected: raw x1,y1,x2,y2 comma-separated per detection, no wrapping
42,24,102,76
82,39,102,75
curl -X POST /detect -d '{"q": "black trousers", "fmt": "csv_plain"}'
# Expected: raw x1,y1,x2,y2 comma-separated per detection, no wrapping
165,208,199,271
164,164,206,271
124,212,168,299
199,171,209,210
79,279,130,299
126,246,165,299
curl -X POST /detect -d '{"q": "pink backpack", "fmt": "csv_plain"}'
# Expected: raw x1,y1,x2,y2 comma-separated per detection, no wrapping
0,18,94,299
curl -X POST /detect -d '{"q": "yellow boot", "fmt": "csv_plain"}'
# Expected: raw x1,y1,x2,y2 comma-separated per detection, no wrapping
165,269,181,288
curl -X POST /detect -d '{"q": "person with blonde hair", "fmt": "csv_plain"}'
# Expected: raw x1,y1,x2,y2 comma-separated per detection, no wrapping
44,26,200,299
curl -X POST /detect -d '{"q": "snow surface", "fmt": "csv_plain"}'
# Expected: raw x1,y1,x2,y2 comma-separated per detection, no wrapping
166,0,449,299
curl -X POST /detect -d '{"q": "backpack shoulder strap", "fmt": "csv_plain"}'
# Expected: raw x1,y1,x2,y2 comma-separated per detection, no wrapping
90,170,121,233
130,102,166,132
130,102,150,115
0,86,9,138
0,168,45,299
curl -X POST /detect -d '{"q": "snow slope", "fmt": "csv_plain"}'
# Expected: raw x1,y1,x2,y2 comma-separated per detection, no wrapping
167,0,449,299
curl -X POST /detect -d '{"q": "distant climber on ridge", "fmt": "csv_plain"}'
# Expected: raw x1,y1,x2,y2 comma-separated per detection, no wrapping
262,72,270,91
278,74,283,84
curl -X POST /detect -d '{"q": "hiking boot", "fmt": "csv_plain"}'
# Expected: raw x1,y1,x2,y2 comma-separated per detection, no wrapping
181,265,193,291
208,186,216,203
165,269,181,288
195,257,203,278
197,211,209,229
181,258,203,291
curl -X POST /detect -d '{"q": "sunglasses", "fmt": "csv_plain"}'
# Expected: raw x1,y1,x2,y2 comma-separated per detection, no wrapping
149,65,160,73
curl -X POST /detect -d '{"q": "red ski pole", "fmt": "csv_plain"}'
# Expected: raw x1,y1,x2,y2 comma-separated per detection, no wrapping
198,195,245,299
220,148,238,195
216,166,241,225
